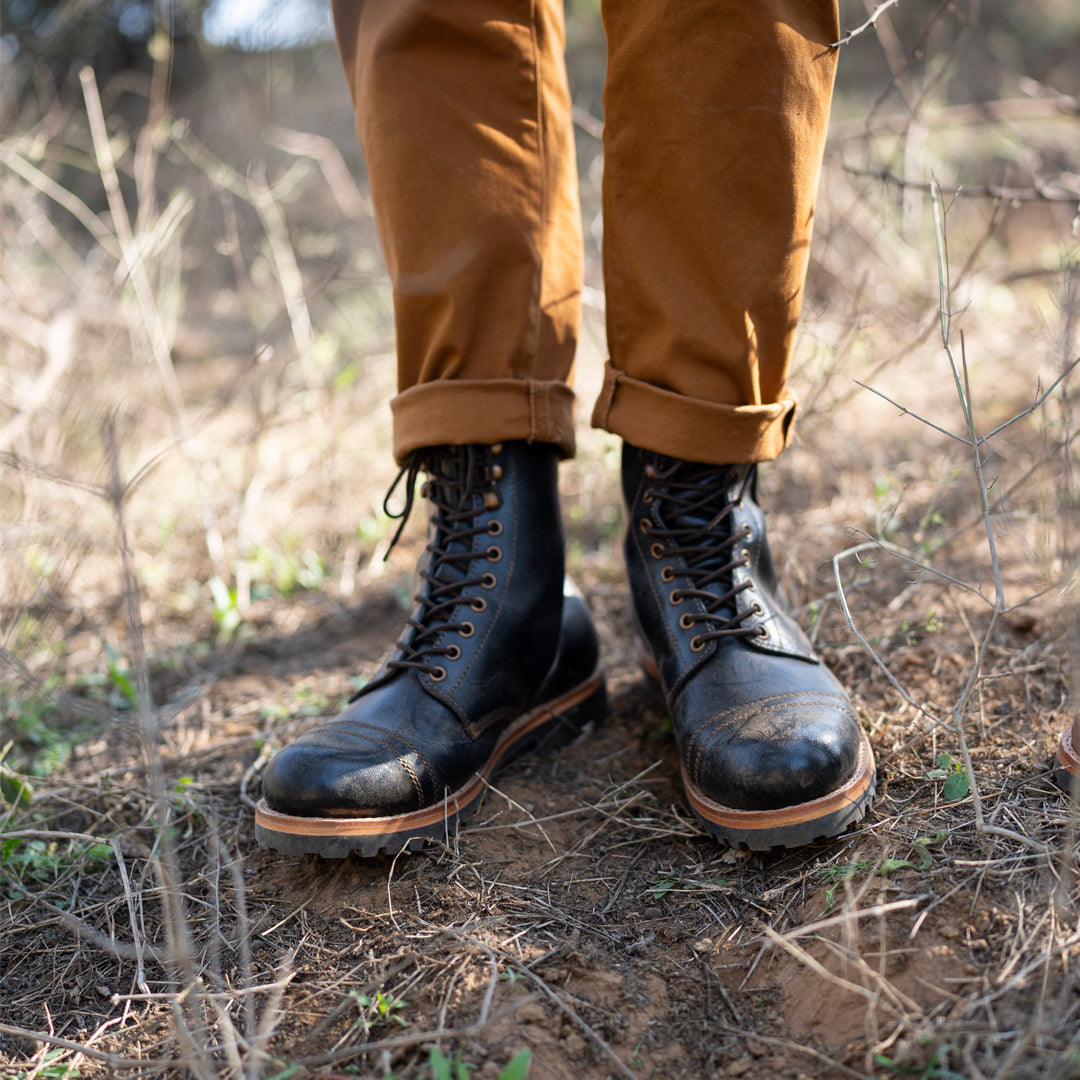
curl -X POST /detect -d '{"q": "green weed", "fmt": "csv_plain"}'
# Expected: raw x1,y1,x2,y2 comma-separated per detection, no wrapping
209,575,244,640
350,989,408,1035
874,1044,965,1079
926,753,970,801
11,1047,81,1078
428,1047,531,1080
649,874,727,901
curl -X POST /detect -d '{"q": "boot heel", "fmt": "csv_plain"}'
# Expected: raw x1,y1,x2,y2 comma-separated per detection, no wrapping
540,671,607,752
634,638,664,700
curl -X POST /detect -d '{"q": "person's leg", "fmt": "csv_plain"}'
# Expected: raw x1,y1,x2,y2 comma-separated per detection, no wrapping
594,0,836,462
255,0,605,858
598,0,876,849
333,0,583,462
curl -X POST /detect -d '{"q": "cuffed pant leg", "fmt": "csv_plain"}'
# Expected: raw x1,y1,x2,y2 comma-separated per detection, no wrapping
332,0,583,461
592,0,839,465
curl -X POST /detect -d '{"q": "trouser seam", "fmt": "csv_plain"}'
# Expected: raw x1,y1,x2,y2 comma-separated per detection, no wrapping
527,0,545,383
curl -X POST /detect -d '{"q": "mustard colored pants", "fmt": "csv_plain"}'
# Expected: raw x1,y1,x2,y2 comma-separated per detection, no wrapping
332,0,839,466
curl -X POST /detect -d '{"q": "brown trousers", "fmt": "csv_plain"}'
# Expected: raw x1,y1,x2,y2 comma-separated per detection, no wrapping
332,0,839,465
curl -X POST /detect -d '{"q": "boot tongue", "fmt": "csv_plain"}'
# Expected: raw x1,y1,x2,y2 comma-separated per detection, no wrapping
424,446,487,589
653,459,746,612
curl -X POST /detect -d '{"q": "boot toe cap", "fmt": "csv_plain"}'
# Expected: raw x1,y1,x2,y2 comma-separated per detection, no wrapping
685,692,863,812
261,731,432,818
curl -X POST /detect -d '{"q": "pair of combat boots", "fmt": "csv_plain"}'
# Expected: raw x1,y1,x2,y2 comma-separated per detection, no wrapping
255,441,878,857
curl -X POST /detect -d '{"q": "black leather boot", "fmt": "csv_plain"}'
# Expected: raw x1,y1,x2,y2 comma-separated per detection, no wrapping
256,442,606,857
623,444,875,850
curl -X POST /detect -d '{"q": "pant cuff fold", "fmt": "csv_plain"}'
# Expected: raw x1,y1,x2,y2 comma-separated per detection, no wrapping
590,361,796,465
392,379,577,462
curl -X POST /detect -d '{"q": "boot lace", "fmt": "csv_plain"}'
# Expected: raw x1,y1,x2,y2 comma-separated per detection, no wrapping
642,456,763,648
381,445,502,680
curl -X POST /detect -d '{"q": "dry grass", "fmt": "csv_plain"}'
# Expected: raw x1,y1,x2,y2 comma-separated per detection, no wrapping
2,4,1080,1079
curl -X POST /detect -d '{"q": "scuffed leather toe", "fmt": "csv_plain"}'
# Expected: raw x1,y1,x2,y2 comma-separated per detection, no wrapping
685,690,862,812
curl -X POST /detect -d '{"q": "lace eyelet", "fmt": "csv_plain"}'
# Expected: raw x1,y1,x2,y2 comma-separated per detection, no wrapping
755,626,768,639
639,518,652,534
429,666,447,682
741,549,752,565
471,597,487,612
660,566,675,583
743,525,753,540
751,602,764,616
650,542,664,559
481,573,497,589
689,636,705,652
459,621,475,638
486,546,503,563
445,645,461,661
643,489,655,504
669,591,683,606
487,520,503,536
679,613,695,630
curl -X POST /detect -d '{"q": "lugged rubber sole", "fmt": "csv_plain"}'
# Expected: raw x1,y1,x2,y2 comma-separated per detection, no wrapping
254,665,606,858
636,639,877,850
682,733,876,850
1054,724,1079,795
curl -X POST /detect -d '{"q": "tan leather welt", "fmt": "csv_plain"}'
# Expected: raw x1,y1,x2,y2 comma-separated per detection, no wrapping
683,733,876,830
255,665,604,838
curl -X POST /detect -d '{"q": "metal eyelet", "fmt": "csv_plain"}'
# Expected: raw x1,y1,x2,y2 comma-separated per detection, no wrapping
487,520,503,536
481,573,497,589
459,622,475,637
751,602,764,616
689,636,705,652
679,613,695,630
429,666,447,682
650,542,664,559
486,546,502,563
743,524,752,538
660,566,675,583
668,591,683,606
444,645,461,661
639,518,652,534
755,626,768,639
471,597,487,612
741,549,752,565
643,489,655,504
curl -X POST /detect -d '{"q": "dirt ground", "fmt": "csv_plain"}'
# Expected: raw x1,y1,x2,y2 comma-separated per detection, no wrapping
3,450,1079,1079
3,16,1080,1080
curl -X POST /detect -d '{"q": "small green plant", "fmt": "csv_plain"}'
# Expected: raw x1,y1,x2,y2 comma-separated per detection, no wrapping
209,575,244,640
12,1047,82,1078
874,1043,964,1079
926,753,970,801
817,860,875,912
428,1047,531,1080
816,836,946,913
1,833,111,899
649,874,727,901
350,989,408,1035
104,644,138,711
262,1064,302,1080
